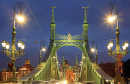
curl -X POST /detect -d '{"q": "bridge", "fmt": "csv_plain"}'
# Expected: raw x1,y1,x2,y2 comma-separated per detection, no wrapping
18,7,114,84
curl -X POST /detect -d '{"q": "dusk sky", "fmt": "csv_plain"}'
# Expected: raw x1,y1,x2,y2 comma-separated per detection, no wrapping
0,0,130,70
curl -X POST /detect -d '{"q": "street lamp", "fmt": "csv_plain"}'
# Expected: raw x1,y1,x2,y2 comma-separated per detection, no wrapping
62,55,66,80
107,2,129,83
91,40,97,65
75,55,78,82
1,2,25,83
39,40,46,65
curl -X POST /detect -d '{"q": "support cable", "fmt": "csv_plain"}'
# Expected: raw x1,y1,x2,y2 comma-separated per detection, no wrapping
25,0,49,43
87,0,90,15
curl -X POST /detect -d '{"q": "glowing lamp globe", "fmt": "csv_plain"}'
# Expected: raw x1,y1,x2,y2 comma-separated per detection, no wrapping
5,43,10,50
1,40,6,48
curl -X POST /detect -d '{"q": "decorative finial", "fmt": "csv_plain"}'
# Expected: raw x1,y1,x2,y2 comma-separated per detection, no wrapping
82,7,88,23
82,7,88,12
50,7,56,10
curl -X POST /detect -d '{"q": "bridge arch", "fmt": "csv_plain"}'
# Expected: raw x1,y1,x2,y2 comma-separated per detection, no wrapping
55,43,84,52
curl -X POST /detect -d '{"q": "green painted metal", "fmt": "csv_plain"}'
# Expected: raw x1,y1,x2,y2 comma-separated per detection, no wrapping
63,55,66,80
18,7,114,84
76,55,78,82
50,7,56,44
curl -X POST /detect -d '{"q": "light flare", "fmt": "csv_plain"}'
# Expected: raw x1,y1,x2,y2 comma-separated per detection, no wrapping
16,15,24,21
108,15,116,22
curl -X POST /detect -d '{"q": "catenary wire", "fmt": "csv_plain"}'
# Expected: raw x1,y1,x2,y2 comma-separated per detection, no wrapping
25,0,49,43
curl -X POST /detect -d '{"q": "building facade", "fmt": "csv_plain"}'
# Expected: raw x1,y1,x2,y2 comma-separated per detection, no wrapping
1,59,34,82
59,60,80,82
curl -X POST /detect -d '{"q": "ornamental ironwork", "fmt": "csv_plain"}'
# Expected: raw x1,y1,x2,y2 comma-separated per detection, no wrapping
55,33,84,40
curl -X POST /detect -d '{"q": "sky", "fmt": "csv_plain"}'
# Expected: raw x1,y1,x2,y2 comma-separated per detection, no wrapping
0,0,130,71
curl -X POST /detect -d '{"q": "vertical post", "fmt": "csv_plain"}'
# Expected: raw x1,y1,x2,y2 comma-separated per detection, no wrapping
91,40,98,65
115,5,122,83
76,55,78,82
63,55,66,80
39,42,42,65
116,9,120,54
11,3,17,82
95,43,97,65
39,40,46,65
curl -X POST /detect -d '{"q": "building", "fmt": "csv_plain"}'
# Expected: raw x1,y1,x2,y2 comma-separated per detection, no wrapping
59,60,80,82
1,59,34,82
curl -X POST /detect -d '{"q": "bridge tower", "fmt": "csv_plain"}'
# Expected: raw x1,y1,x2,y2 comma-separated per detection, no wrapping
19,7,114,84
50,7,56,45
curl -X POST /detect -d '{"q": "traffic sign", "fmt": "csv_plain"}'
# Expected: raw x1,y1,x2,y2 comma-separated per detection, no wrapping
117,61,123,67
117,54,123,60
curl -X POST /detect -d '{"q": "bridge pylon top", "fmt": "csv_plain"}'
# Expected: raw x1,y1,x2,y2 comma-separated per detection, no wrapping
82,7,88,24
50,7,56,24
50,7,56,10
82,7,88,12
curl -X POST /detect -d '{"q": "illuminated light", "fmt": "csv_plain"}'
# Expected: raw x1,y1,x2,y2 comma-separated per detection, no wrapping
122,44,126,50
18,16,24,21
42,47,46,51
20,68,27,70
62,80,67,84
21,43,25,50
16,15,24,21
106,80,108,82
53,56,55,58
68,33,70,36
125,41,129,48
17,41,22,48
91,48,95,52
108,15,116,22
5,43,10,50
83,57,85,58
1,40,6,47
108,17,115,22
107,44,111,50
109,41,113,48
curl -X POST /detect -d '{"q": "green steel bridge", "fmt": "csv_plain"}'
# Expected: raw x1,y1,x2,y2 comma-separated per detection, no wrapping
18,7,114,84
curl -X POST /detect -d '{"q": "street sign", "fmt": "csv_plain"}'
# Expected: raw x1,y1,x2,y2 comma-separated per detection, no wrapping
117,54,123,60
117,61,123,67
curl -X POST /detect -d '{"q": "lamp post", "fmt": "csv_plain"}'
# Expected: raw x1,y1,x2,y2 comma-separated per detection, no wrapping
91,40,97,65
75,55,78,82
1,2,25,83
107,2,129,84
63,55,66,80
39,40,46,65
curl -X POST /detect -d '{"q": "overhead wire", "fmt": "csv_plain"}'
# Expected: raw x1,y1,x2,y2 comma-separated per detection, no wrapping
25,0,49,43
24,0,91,65
87,0,90,15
